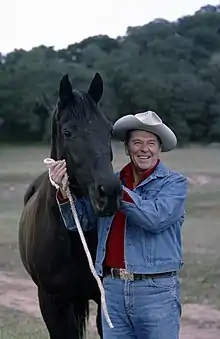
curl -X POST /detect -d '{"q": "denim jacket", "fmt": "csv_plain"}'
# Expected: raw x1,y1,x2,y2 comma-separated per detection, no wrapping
57,161,188,276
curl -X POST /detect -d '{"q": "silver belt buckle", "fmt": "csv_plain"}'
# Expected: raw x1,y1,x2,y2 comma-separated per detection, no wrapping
119,268,134,281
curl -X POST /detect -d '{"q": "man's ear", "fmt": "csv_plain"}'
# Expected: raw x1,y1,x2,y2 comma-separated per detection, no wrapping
124,142,130,156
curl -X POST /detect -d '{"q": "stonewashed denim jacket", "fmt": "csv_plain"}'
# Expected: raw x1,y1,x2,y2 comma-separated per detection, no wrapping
57,161,188,276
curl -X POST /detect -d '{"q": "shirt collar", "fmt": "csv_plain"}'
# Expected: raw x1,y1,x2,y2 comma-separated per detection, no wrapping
120,159,160,189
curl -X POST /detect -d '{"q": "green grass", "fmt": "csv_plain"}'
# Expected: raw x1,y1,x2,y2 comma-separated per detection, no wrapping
0,305,48,338
1,143,220,337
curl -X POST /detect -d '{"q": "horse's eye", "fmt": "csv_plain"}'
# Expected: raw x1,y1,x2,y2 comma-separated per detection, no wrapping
63,130,71,138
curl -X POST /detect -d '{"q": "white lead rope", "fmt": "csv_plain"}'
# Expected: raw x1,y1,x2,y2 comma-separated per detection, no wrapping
43,158,113,329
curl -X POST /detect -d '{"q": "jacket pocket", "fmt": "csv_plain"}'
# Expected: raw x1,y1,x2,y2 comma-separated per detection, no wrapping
140,189,160,200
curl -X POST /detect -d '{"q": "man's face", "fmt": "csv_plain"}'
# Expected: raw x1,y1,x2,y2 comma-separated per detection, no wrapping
125,130,161,171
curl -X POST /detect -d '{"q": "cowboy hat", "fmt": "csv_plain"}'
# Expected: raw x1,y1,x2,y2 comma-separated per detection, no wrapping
113,110,177,152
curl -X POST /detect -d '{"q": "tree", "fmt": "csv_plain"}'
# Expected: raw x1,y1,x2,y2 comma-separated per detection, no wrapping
0,4,220,144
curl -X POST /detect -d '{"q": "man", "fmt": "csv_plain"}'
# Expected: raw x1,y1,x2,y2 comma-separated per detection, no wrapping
51,110,188,339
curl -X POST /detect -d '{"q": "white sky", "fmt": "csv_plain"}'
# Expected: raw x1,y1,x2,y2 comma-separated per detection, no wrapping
0,0,219,54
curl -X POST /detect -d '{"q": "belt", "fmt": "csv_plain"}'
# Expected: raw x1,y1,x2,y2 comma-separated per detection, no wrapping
103,267,176,281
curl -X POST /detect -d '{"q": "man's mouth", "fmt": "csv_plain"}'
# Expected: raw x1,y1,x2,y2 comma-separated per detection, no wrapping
138,156,151,160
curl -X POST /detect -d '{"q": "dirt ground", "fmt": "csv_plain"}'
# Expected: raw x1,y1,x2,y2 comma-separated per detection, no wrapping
0,270,219,338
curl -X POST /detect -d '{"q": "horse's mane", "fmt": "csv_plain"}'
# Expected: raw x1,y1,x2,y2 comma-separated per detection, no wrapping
62,89,109,124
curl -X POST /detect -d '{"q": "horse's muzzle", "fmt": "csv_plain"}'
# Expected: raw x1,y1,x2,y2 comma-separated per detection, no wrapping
89,179,123,217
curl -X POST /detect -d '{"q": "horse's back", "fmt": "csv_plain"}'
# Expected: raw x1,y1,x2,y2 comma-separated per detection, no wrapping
24,171,48,205
19,172,49,277
19,171,48,237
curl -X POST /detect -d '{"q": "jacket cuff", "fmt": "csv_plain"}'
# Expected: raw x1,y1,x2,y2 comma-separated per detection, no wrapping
57,189,69,203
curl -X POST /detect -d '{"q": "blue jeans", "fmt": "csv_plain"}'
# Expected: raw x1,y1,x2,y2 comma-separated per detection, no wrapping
101,274,181,339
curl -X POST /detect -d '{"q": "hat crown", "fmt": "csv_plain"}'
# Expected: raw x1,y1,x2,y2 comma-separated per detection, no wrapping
112,109,177,152
135,111,162,126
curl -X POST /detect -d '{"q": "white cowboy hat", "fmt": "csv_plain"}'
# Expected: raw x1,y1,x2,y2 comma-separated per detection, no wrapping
113,110,177,152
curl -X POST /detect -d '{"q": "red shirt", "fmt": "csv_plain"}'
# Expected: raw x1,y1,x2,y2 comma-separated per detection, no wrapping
104,160,159,269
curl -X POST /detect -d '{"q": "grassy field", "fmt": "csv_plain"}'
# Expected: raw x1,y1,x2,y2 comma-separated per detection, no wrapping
0,143,220,338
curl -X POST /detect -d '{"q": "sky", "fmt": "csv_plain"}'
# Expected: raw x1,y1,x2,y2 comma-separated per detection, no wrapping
0,0,219,54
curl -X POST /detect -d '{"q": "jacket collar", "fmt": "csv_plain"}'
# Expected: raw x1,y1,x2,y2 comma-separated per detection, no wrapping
118,160,169,188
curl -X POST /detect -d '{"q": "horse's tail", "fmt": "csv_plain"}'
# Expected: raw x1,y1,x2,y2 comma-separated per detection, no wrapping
74,298,90,338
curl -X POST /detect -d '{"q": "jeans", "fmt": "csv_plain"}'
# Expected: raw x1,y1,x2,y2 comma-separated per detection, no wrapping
101,273,181,339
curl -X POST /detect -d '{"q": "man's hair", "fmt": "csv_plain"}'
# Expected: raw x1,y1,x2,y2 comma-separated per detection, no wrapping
125,130,162,146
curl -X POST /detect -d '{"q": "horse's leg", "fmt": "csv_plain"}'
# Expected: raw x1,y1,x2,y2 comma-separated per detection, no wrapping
38,287,79,339
96,301,103,338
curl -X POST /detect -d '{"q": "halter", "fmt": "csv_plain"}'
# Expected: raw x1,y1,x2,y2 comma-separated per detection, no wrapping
43,158,113,329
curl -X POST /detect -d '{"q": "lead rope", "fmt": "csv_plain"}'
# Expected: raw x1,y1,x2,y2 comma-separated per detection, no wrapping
43,158,114,329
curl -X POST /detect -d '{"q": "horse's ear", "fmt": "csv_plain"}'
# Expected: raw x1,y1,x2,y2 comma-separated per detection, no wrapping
88,72,103,104
59,74,73,104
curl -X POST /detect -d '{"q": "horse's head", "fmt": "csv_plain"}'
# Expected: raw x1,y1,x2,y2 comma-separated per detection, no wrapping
50,73,122,216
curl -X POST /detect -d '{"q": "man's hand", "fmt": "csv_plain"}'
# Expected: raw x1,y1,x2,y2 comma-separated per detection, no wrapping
50,160,68,199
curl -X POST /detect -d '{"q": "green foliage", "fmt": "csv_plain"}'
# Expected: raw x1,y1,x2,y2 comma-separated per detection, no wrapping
0,5,220,144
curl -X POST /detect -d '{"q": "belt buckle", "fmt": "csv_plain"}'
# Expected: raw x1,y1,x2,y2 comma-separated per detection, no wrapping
119,269,134,281
110,268,115,278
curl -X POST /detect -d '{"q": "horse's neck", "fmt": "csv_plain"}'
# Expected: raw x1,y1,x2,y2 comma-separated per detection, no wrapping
66,175,84,198
70,185,84,199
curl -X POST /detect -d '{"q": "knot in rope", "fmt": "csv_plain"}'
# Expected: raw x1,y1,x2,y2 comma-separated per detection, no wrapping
43,157,113,329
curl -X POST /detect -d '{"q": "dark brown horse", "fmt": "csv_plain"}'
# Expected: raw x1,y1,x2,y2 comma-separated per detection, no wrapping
18,73,122,339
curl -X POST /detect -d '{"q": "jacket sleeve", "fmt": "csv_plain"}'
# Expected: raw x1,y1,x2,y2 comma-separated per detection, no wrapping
56,192,97,232
120,174,188,234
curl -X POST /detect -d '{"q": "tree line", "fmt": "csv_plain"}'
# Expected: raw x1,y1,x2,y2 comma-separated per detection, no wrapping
0,4,220,145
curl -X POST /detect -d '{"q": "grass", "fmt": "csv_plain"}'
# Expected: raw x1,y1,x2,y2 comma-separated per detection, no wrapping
0,142,220,337
0,306,48,339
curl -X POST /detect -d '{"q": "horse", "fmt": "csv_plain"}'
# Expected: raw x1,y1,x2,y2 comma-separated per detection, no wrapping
18,72,123,339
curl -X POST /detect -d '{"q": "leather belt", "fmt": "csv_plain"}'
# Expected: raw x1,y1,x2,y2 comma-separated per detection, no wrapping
103,267,176,281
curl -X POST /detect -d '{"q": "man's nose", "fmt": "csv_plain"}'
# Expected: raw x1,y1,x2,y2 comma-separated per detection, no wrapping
140,143,149,152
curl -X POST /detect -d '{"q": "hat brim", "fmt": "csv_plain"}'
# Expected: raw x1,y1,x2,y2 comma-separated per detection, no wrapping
113,115,177,152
